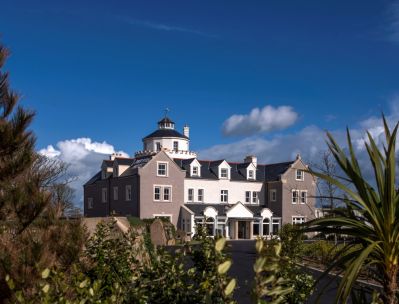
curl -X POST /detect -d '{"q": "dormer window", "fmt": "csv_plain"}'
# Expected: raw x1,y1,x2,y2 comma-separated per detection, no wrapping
296,169,304,181
248,170,254,180
220,168,228,179
192,166,199,176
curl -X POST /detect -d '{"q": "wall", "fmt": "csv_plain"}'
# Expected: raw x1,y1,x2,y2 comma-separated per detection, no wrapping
184,178,265,205
144,137,189,152
84,179,109,217
138,151,186,226
281,159,316,224
108,175,139,217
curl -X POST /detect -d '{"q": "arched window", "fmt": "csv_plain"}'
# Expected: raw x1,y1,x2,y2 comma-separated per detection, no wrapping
206,217,215,236
263,218,270,236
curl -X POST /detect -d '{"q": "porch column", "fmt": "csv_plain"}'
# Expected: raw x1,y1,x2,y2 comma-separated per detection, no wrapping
259,219,263,237
225,222,229,239
234,220,238,239
249,220,253,239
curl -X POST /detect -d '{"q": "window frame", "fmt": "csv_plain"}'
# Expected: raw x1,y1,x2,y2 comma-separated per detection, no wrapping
113,186,118,200
292,216,306,225
163,187,172,202
87,197,93,209
270,189,277,202
154,186,161,201
300,190,307,204
198,189,204,202
188,188,194,202
125,185,132,201
173,141,179,152
157,162,168,177
292,189,299,204
192,166,199,176
220,168,228,179
248,170,254,179
245,191,251,203
252,191,258,204
295,169,304,181
102,188,107,203
220,190,228,203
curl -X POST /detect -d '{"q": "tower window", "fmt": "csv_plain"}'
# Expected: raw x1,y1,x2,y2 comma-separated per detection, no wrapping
173,141,179,151
156,142,161,151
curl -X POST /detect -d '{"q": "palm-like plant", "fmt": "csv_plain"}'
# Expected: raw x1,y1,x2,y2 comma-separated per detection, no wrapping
304,116,399,304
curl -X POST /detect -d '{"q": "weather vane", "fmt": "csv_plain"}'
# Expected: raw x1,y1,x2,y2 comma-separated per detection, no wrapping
164,107,170,117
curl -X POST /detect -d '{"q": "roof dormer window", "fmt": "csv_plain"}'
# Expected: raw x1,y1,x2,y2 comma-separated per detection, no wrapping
220,168,229,179
192,166,199,176
248,170,255,180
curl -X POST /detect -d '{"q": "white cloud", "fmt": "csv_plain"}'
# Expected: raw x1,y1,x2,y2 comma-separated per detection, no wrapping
201,97,399,186
222,105,298,136
122,17,216,38
39,138,128,207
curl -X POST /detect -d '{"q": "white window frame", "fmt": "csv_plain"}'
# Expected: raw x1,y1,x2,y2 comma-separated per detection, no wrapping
188,188,194,202
113,186,118,200
154,186,161,201
198,189,204,202
248,170,254,180
292,189,299,204
221,190,228,203
155,142,161,151
102,188,107,203
245,191,251,203
295,169,304,181
157,162,168,177
252,191,258,204
154,185,172,202
300,190,307,204
153,214,173,222
292,216,306,225
87,197,93,209
163,187,172,202
270,189,277,202
125,185,132,201
173,141,179,151
220,168,228,179
192,166,199,176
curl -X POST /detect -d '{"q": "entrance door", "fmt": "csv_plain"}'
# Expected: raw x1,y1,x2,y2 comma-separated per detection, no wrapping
238,221,247,239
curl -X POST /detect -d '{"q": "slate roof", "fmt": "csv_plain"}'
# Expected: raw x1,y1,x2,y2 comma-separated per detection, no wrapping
184,203,266,217
258,161,295,181
143,129,188,140
158,116,174,124
114,157,135,166
84,171,102,186
102,160,114,167
173,158,294,182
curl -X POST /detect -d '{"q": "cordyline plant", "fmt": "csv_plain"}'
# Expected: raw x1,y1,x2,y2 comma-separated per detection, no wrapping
304,116,399,304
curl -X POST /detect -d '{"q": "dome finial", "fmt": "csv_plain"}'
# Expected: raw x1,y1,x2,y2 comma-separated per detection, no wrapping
164,107,170,118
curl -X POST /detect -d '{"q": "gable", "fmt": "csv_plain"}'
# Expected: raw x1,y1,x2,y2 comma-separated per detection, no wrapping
226,202,253,218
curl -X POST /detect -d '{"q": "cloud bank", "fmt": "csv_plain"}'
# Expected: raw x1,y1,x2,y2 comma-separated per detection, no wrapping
222,105,298,136
39,138,128,207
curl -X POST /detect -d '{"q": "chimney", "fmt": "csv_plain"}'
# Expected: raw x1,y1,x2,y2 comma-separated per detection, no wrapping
244,155,257,167
110,153,117,160
183,124,190,138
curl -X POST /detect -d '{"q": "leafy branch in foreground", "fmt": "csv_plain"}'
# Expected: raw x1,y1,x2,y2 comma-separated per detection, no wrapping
304,116,399,304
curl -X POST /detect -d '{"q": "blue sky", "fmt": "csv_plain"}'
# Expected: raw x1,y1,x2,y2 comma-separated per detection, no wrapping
2,0,399,203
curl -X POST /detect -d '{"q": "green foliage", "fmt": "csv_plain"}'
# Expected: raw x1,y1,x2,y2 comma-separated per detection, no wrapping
304,116,399,304
278,224,304,262
252,239,294,304
5,220,237,303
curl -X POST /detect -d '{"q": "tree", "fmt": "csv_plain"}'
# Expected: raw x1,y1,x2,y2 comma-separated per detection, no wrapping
304,117,399,304
0,43,85,302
